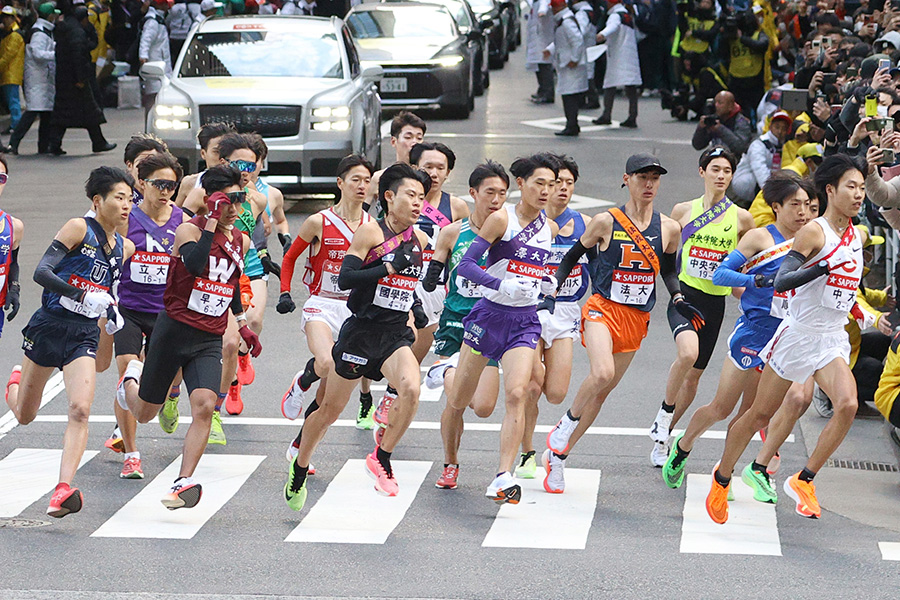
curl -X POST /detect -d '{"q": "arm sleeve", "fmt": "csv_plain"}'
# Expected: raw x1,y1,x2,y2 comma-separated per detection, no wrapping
774,250,827,292
457,236,502,291
8,248,19,287
750,142,772,188
692,123,712,150
337,254,389,290
553,240,590,289
230,280,243,315
280,236,311,293
252,215,268,251
422,259,445,293
33,240,83,301
179,229,214,276
712,249,755,287
661,251,681,297
139,19,155,60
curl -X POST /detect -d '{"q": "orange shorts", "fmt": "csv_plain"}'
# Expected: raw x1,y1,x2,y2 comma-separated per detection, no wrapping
581,293,650,354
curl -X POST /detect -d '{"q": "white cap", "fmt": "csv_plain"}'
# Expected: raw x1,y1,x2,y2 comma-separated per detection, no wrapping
200,0,223,10
0,6,16,15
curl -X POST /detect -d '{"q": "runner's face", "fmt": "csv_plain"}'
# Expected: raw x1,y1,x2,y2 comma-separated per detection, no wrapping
470,176,507,218
772,188,812,233
626,170,661,203
518,168,557,210
417,150,450,192
222,149,257,187
95,182,133,228
338,165,372,203
127,150,157,180
827,169,865,219
202,136,226,169
216,184,244,228
553,169,575,207
700,158,733,193
392,126,425,162
140,167,178,206
387,178,425,226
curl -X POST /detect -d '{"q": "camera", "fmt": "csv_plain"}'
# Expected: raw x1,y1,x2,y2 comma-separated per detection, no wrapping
866,117,895,132
723,13,739,37
703,115,718,127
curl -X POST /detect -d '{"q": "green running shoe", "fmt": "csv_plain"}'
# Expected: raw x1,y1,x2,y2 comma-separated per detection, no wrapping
284,457,308,511
159,396,180,434
356,400,375,430
741,463,777,504
208,411,226,446
515,451,537,479
662,432,688,489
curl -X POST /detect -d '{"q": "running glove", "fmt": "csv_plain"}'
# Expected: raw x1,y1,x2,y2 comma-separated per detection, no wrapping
498,277,535,302
82,291,115,314
540,275,557,296
390,251,413,274
205,192,231,220
278,233,293,256
239,325,263,357
674,295,705,330
277,292,296,314
4,283,19,321
537,295,556,314
412,297,428,329
105,305,125,335
259,249,281,279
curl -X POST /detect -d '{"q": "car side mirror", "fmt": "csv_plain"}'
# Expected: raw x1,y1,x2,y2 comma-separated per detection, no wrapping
362,65,383,81
467,29,482,41
479,15,493,29
140,61,168,80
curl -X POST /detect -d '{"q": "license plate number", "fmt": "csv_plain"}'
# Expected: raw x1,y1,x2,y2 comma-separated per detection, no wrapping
381,77,408,93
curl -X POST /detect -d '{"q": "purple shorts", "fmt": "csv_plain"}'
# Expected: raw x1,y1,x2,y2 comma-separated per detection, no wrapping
462,299,541,361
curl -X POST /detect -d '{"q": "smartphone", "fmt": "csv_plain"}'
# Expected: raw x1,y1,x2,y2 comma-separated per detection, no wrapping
866,117,895,131
822,37,833,48
866,94,879,117
812,39,821,50
831,104,842,116
882,149,895,164
847,66,859,78
880,58,892,71
781,89,808,112
822,73,837,85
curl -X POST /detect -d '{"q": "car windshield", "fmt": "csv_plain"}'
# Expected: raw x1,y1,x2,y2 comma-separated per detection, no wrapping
179,28,343,78
347,7,457,39
467,0,495,12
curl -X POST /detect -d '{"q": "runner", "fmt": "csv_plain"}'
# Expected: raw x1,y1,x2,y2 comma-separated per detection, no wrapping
706,154,869,524
5,166,134,517
117,164,262,510
544,154,691,493
278,154,375,465
283,163,430,510
422,160,508,490
648,146,754,466
661,171,815,500
0,156,23,338
520,154,589,479
110,152,185,480
442,153,559,503
365,111,426,212
175,122,236,207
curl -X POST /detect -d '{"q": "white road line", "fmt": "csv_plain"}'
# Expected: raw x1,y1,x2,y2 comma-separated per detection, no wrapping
0,371,65,441
285,459,432,544
0,448,98,517
91,453,265,539
482,469,601,549
879,542,900,560
423,132,693,145
25,415,792,442
680,473,781,556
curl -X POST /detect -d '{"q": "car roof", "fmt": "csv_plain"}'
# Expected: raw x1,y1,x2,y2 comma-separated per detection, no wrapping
196,14,337,34
349,2,450,11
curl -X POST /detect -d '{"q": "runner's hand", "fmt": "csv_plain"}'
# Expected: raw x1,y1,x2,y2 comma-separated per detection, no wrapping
390,251,412,274
82,290,114,314
276,292,296,314
239,325,262,357
754,274,775,288
4,283,19,321
674,295,705,330
105,304,124,335
540,275,557,296
412,297,428,329
205,191,231,220
498,277,535,302
537,295,556,314
259,250,281,279
278,233,293,256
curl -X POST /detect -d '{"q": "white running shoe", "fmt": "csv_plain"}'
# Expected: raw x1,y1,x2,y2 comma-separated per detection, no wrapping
485,471,521,504
424,353,459,390
281,371,305,420
547,413,579,455
116,359,143,411
285,440,299,462
541,449,565,494
649,406,673,443
650,440,669,467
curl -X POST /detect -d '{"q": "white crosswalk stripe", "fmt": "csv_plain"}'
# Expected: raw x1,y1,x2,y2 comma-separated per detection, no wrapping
879,542,900,561
0,448,98,517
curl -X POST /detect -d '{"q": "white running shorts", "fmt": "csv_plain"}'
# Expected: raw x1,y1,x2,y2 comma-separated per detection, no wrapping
539,301,580,348
301,295,352,342
416,283,447,328
762,320,850,383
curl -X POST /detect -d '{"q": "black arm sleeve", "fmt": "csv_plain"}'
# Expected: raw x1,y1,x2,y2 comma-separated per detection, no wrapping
33,240,83,301
554,240,590,290
252,215,268,251
774,250,828,293
231,280,243,315
8,248,19,286
422,259,445,292
179,229,215,277
661,251,681,297
338,254,390,290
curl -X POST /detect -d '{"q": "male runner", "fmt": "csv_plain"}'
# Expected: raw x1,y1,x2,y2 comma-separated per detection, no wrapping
117,165,262,510
442,153,559,503
5,166,134,517
422,160,509,490
365,111,426,211
648,146,754,466
544,154,696,493
706,154,869,523
175,122,236,206
283,163,430,509
662,172,815,500
0,155,23,338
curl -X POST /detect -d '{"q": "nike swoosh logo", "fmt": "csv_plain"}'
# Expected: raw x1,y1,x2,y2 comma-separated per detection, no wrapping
850,246,861,252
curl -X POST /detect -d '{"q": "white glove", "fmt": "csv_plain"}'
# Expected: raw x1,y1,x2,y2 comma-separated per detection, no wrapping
540,275,557,296
105,304,125,335
498,277,536,302
82,291,114,315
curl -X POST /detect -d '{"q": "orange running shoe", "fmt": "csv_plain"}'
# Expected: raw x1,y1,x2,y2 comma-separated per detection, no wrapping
237,353,255,385
104,427,125,453
783,472,821,518
705,467,730,524
47,483,83,518
436,464,459,489
225,382,243,416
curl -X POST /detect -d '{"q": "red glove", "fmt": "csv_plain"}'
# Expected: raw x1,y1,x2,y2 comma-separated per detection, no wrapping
206,191,231,220
239,324,262,357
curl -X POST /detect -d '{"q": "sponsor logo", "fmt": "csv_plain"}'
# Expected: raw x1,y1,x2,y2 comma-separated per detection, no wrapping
341,352,368,365
303,307,323,314
588,310,603,319
740,355,753,368
740,346,759,357
324,238,344,245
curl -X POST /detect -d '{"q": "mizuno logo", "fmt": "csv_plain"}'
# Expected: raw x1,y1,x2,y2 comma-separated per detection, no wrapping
646,236,658,242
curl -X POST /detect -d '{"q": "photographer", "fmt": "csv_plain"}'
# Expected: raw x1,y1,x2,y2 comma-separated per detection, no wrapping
722,8,770,120
691,90,753,156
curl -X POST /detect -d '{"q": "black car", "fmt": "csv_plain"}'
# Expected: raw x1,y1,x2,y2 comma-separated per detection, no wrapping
467,0,508,68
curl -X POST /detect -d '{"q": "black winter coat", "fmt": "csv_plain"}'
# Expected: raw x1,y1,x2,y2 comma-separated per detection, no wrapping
52,15,105,128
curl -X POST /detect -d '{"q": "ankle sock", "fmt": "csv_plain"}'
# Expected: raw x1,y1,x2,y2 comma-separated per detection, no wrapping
291,463,309,491
359,391,373,413
566,409,579,422
168,385,180,399
215,392,226,412
299,357,319,391
714,469,731,487
661,402,675,414
798,467,816,483
125,452,140,460
376,446,393,475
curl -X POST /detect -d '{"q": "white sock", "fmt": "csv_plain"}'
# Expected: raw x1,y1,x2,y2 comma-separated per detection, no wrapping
125,451,140,460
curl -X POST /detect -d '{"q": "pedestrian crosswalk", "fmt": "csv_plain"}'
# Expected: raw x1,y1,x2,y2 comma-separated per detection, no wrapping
0,448,97,518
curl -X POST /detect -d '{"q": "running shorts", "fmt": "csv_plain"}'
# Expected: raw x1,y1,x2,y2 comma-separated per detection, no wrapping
539,300,580,348
416,283,447,328
0,310,5,338
21,308,100,369
666,282,726,370
462,299,541,362
434,308,498,367
726,315,777,372
332,316,416,381
581,293,650,354
762,320,850,383
114,307,158,357
139,311,223,405
302,295,351,342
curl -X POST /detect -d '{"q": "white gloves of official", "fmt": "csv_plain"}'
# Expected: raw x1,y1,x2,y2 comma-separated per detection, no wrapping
498,277,535,302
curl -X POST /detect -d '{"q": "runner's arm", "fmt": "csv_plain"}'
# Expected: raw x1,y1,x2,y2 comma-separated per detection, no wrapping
280,236,311,294
33,219,88,301
457,236,501,289
422,224,457,292
712,250,756,287
774,223,827,293
338,255,389,288
552,241,590,291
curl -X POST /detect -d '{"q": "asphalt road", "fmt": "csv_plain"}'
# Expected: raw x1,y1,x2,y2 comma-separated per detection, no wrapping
1,35,899,600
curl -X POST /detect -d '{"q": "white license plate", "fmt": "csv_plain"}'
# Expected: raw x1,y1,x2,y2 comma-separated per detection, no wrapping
381,77,408,93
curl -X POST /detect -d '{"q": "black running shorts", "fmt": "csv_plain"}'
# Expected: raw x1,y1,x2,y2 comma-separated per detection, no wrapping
114,307,159,357
332,315,416,381
22,308,100,369
666,281,726,370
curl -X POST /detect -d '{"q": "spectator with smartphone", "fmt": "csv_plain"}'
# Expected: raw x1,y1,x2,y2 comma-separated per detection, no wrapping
691,90,753,157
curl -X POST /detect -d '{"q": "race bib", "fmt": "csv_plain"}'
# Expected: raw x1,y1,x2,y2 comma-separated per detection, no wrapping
320,260,345,297
129,251,170,285
188,277,234,317
685,245,727,280
373,273,417,312
505,259,542,302
59,275,109,318
770,290,789,318
456,266,485,298
822,271,858,312
422,249,434,272
0,263,6,293
610,269,654,306
558,264,584,297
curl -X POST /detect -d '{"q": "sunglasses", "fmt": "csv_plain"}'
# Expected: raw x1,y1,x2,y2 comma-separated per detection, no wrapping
230,160,257,173
0,173,8,185
144,178,178,192
226,191,247,204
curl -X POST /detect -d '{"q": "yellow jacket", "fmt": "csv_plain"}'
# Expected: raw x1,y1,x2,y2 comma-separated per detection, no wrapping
749,159,807,227
846,287,888,369
0,24,24,86
89,2,110,64
876,329,900,421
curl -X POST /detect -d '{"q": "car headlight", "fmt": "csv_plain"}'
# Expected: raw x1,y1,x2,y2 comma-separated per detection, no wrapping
436,55,464,68
154,104,191,130
310,105,351,131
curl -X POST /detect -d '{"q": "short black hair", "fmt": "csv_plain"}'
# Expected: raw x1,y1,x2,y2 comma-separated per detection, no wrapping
762,171,808,207
123,133,167,165
390,111,427,138
378,163,432,215
216,133,259,162
699,145,737,171
469,160,509,189
409,142,456,171
337,154,374,179
814,154,865,205
198,122,237,150
202,164,243,195
555,154,579,182
245,132,268,161
85,166,134,200
137,152,184,181
509,153,559,181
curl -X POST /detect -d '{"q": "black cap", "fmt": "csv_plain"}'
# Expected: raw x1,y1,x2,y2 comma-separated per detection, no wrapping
625,153,667,175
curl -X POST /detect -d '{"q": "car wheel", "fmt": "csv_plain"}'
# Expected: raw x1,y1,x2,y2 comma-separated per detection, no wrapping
474,55,486,96
483,67,490,90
